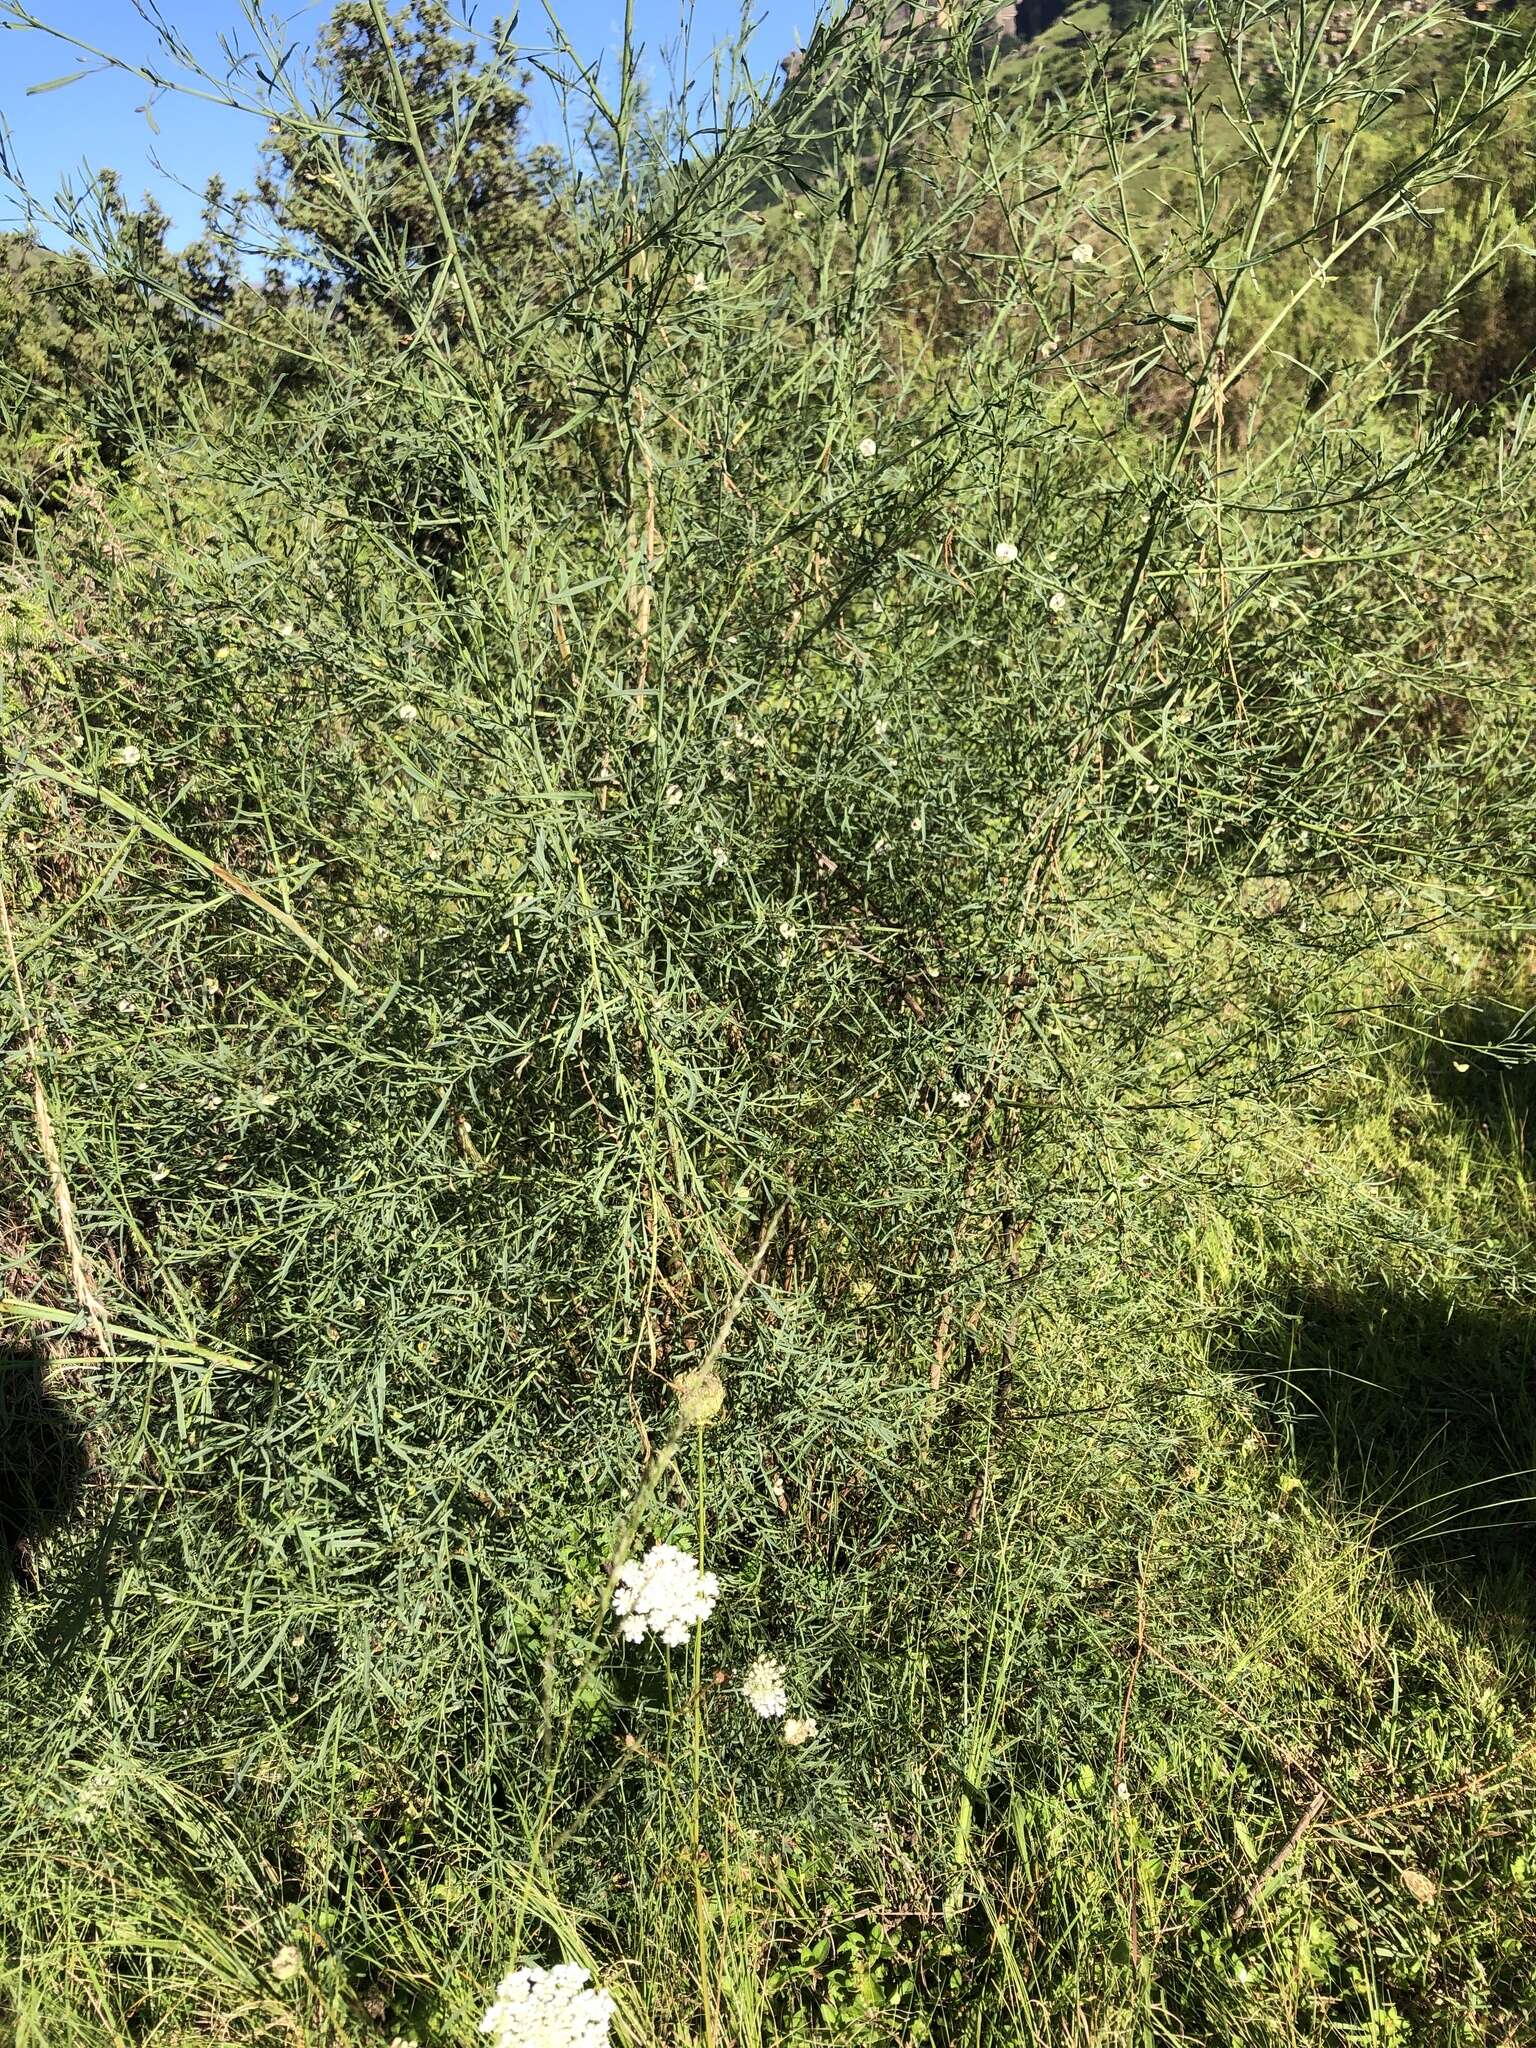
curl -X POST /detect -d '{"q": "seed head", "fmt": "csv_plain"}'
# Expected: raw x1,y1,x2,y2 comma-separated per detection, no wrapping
674,1364,726,1428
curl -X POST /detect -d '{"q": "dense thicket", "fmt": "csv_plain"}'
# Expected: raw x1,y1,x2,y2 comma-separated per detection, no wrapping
4,4,1536,2044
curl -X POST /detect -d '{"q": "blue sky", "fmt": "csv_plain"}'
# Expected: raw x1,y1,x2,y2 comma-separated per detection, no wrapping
0,0,811,244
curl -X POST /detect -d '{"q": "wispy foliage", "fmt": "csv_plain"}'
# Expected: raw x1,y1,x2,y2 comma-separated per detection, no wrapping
3,1,1536,2041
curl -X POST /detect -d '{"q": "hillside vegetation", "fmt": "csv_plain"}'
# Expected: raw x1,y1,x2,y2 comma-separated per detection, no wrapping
3,1,1536,2042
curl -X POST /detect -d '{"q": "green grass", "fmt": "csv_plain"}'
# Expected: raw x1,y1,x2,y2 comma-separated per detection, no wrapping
4,0,1536,2041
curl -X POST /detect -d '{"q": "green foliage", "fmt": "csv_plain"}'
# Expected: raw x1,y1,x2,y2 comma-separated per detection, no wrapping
0,170,301,509
258,0,556,331
3,1,1536,2043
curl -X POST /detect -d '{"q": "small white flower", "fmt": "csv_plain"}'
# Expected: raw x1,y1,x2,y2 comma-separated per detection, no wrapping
1116,1779,1131,1802
872,718,889,737
742,1656,789,1719
949,1088,972,1107
777,920,797,941
872,837,891,855
711,845,728,870
612,1543,720,1649
1048,591,1069,614
664,784,684,807
479,1963,616,2048
269,1945,304,1984
994,540,1019,564
857,436,878,459
688,270,708,293
1070,239,1095,265
114,743,142,767
69,1764,120,1823
782,1716,819,1746
394,702,419,723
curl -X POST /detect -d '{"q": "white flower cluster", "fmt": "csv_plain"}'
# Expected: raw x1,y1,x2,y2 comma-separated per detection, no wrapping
479,1964,615,2048
741,1655,789,1718
613,1543,720,1648
740,1653,822,1744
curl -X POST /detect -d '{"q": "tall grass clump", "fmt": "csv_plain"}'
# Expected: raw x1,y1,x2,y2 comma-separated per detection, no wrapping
4,0,1536,2041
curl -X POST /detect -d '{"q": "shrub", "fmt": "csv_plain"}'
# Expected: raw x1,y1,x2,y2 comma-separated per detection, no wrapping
4,3,1536,2041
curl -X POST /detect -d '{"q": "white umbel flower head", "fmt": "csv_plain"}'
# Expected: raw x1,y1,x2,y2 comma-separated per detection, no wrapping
857,436,878,459
1047,591,1069,615
479,1963,615,2048
741,1655,788,1719
612,1543,720,1648
994,540,1019,564
1070,239,1095,265
782,1716,819,1747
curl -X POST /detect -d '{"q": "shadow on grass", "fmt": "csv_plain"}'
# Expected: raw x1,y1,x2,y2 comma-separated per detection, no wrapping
1412,995,1536,1163
1,1345,87,1629
1227,1285,1536,1616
